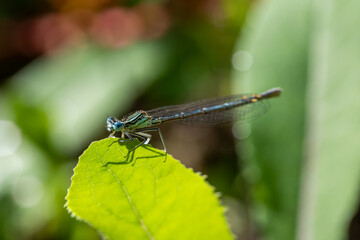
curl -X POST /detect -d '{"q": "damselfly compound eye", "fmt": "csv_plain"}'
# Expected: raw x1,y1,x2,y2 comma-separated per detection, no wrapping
113,122,123,131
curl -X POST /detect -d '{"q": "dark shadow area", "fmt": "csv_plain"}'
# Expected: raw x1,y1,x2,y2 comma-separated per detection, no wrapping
348,196,360,240
104,139,166,166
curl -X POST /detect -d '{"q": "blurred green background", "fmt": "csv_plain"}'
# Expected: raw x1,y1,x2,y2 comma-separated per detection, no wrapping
0,0,359,239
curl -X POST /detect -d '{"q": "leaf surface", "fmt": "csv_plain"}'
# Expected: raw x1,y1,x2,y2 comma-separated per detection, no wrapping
66,138,233,240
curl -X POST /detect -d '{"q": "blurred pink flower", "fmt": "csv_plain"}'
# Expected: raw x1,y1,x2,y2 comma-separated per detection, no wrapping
90,8,144,48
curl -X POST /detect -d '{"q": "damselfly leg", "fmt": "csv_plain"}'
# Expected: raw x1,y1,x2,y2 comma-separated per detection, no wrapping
134,128,167,161
110,128,167,161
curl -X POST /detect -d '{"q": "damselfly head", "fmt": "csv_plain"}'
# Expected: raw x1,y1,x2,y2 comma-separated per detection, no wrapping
106,116,124,132
106,117,117,132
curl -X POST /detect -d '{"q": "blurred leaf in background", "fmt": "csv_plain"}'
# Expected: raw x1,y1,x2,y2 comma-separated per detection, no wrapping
233,0,360,239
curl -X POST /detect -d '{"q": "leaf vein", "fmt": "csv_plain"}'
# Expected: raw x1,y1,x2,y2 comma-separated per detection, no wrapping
95,146,155,240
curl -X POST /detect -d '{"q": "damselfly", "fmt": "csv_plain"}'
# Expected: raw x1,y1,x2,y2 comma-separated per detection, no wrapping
107,87,282,157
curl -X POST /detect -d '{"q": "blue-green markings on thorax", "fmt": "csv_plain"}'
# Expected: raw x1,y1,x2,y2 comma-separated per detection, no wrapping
122,111,155,131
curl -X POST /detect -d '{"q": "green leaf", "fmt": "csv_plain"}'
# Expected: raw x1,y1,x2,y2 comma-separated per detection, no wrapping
233,0,360,239
232,0,311,239
295,1,360,240
65,138,233,240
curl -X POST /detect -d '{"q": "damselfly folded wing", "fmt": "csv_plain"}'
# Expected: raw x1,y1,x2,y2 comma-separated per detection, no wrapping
146,94,270,127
